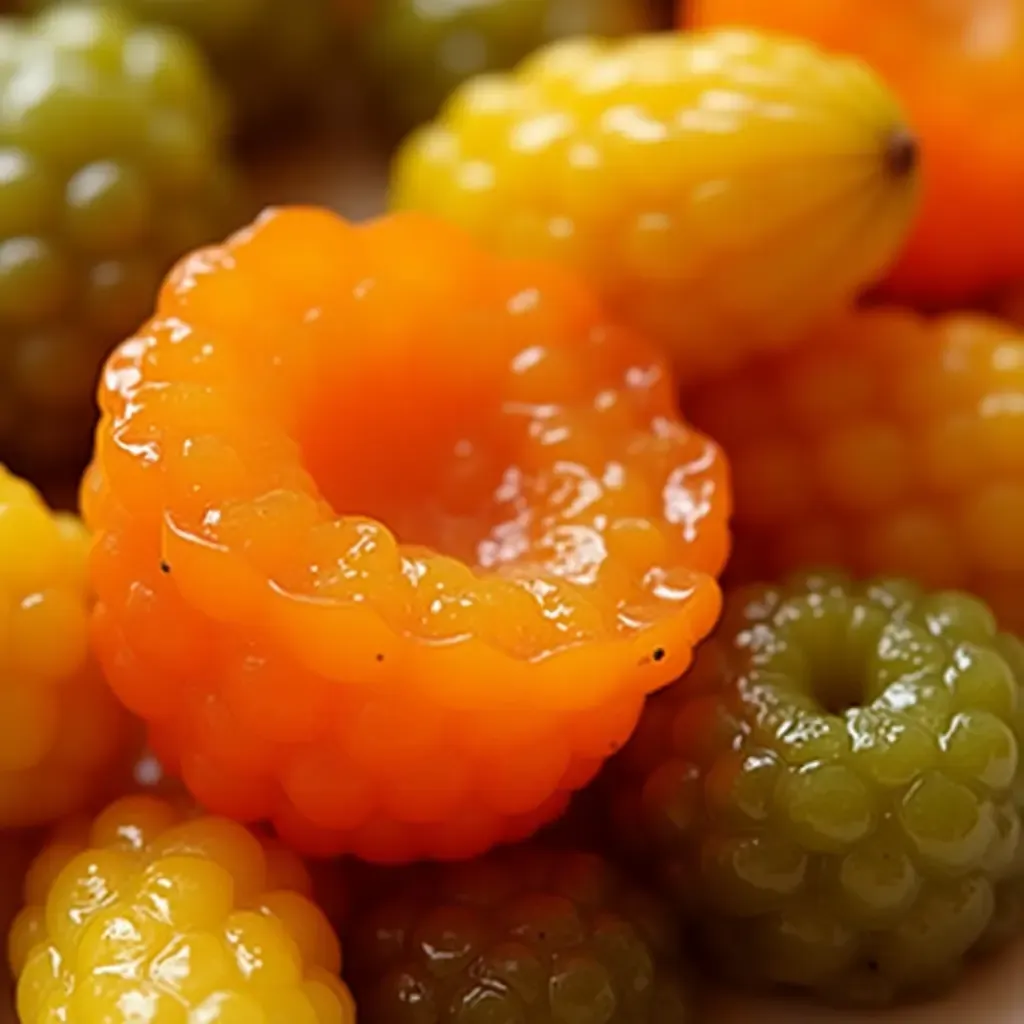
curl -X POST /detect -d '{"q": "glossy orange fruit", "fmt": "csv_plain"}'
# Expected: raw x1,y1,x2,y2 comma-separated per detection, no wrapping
84,207,730,862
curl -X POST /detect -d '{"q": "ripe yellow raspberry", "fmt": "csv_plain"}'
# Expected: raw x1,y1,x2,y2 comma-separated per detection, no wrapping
9,795,356,1024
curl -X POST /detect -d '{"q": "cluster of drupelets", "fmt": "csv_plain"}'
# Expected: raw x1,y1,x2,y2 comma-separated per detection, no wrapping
1,1,1024,1023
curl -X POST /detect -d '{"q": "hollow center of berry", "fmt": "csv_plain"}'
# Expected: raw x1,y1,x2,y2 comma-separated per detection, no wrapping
779,601,871,715
810,664,863,716
297,373,519,567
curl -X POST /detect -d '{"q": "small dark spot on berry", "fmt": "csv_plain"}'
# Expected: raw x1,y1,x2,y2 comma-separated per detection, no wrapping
159,561,171,574
652,648,665,662
867,959,879,972
375,653,385,663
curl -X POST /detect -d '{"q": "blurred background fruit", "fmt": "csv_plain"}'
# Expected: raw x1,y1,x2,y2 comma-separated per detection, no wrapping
686,0,1024,308
360,0,675,137
995,286,1024,330
0,2,239,480
391,29,920,383
687,308,1024,636
29,0,350,143
342,845,698,1023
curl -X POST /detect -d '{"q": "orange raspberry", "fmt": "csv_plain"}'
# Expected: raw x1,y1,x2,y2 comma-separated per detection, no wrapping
390,29,919,381
0,466,136,828
84,207,729,862
687,307,1024,634
9,795,355,1024
687,0,1024,306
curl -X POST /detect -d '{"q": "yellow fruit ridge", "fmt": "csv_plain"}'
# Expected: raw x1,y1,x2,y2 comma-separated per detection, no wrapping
0,465,135,828
391,29,920,381
10,795,355,1024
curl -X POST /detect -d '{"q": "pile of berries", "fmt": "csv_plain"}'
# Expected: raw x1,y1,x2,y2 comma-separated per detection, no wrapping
3,1,1024,1023
0,0,659,489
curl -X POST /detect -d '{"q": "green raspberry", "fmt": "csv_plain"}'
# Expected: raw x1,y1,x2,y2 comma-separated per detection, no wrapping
29,0,346,139
0,1,238,476
343,844,698,1024
603,570,1024,1006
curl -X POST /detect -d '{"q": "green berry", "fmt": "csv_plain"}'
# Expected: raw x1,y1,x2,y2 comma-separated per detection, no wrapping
32,0,347,138
361,0,671,135
603,570,1024,1006
344,845,697,1024
0,1,238,476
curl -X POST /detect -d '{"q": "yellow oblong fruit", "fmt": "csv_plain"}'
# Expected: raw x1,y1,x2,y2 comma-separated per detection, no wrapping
390,29,920,381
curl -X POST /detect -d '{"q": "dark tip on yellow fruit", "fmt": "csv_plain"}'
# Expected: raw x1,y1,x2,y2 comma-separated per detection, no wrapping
884,126,918,177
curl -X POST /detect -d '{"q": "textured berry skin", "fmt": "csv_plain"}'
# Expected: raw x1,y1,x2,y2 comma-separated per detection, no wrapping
688,0,1024,307
9,795,355,1024
0,466,135,828
83,206,729,862
604,571,1024,1005
32,0,343,138
688,308,1024,636
361,0,669,135
344,845,696,1024
390,29,919,382
0,834,42,1018
0,2,237,477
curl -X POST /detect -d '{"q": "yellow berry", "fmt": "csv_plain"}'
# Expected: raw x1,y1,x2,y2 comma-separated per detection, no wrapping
391,29,920,382
0,465,136,828
13,796,355,1024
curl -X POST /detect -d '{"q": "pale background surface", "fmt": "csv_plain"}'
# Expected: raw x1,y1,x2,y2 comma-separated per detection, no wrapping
5,137,1015,1024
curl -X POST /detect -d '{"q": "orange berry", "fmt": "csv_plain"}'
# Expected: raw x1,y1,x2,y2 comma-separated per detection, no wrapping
688,307,1024,634
391,29,919,382
687,0,1024,305
84,207,730,862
